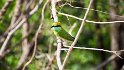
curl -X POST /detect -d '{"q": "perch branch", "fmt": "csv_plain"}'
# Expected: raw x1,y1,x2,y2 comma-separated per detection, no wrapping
51,0,62,69
62,0,93,70
63,45,123,59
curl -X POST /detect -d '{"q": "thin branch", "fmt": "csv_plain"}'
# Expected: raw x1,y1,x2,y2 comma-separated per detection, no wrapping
22,0,49,70
59,2,124,20
45,52,56,70
61,46,123,70
8,0,41,33
29,0,43,15
17,0,31,68
2,0,23,42
9,14,23,30
51,0,58,22
64,45,114,53
62,0,93,70
51,0,62,69
0,18,26,56
0,0,13,19
0,0,43,58
66,3,110,15
10,0,22,26
0,14,23,46
58,12,124,24
63,45,123,59
17,21,30,69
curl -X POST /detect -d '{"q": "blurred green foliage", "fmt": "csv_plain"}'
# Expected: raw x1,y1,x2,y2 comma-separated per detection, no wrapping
0,0,123,70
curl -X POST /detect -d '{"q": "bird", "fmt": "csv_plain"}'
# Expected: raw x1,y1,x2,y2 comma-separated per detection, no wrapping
51,22,75,41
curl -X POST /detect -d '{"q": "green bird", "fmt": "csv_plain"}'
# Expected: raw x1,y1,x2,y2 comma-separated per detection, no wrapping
51,22,75,41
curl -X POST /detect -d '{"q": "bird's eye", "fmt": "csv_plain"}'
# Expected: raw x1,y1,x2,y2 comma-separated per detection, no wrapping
51,25,60,28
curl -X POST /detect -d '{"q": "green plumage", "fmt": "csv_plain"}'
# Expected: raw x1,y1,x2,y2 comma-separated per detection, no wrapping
51,22,75,41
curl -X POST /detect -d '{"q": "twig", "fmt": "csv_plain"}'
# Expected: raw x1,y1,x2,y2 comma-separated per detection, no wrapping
1,0,22,46
0,0,13,19
51,0,62,69
58,12,124,24
61,46,123,70
64,45,114,53
0,0,43,58
45,52,56,70
0,18,26,56
29,0,43,15
59,2,124,19
60,48,69,51
61,0,93,70
65,3,109,15
0,14,23,46
9,14,23,31
9,0,41,32
17,0,31,68
22,0,49,70
51,0,58,22
10,0,22,26
63,45,123,59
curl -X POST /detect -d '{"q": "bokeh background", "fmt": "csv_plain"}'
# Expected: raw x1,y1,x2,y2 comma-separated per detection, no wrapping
0,0,124,70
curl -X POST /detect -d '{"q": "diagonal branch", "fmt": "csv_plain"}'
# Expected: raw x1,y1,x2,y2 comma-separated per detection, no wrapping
0,0,13,19
0,0,43,57
0,18,26,56
45,52,56,70
61,0,93,70
22,0,49,70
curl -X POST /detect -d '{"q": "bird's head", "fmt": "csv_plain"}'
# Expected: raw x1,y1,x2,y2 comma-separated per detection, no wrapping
51,22,61,28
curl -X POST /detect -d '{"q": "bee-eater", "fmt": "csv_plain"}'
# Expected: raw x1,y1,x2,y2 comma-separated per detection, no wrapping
51,22,75,41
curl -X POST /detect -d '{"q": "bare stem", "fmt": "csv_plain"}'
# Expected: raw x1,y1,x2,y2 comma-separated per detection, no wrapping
61,0,93,70
22,0,50,70
58,12,124,24
63,45,123,59
0,0,13,19
51,0,62,69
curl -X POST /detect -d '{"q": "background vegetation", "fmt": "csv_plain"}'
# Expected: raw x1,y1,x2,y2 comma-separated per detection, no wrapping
0,0,124,70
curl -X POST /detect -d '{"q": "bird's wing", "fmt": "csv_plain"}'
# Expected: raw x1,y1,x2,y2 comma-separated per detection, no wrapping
58,28,74,41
